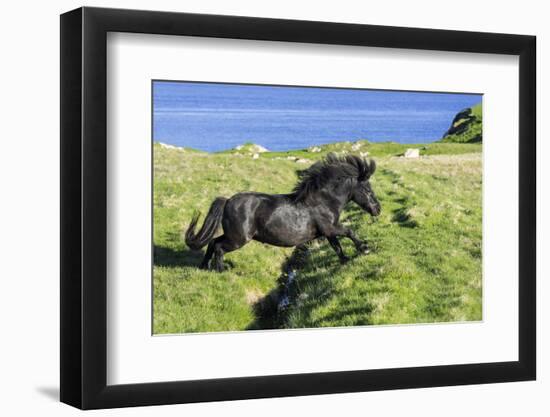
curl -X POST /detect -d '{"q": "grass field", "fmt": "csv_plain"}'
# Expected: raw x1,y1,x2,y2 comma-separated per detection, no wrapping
153,140,482,334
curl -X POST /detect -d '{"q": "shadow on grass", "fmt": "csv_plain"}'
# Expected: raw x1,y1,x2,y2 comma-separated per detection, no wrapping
246,245,310,330
316,302,374,326
391,208,419,228
391,196,419,228
380,167,403,185
247,239,377,331
153,245,203,268
376,167,418,229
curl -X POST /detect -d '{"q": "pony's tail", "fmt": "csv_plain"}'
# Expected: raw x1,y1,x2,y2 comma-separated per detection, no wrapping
184,197,228,250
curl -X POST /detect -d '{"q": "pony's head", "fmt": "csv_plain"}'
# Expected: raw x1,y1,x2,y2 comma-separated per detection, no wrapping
292,153,381,216
349,158,381,217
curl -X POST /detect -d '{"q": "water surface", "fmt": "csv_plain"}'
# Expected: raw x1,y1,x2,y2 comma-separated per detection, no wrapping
153,81,481,152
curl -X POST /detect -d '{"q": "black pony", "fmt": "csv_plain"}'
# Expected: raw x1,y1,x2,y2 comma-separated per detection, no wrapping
185,153,381,272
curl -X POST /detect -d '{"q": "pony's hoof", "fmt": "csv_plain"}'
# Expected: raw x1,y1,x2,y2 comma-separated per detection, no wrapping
358,243,370,255
340,256,351,264
214,263,226,272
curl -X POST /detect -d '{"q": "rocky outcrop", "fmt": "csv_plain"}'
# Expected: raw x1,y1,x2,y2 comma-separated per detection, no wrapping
440,103,482,143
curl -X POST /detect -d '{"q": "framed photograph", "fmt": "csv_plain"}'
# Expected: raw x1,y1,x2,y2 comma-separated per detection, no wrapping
60,7,536,409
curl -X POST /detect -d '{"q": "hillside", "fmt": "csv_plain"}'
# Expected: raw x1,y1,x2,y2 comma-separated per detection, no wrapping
153,141,482,333
440,103,482,143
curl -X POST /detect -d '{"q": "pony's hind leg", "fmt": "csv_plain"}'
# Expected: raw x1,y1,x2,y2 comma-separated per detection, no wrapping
200,241,216,270
212,235,247,272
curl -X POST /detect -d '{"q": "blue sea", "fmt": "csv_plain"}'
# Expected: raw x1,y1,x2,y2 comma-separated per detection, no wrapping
153,81,482,152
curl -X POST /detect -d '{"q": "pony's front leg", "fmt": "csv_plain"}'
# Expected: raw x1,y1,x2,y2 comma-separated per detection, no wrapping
327,237,350,264
331,225,369,255
345,228,369,255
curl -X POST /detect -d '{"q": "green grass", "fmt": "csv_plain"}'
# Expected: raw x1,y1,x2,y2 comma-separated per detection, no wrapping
153,142,482,333
258,140,481,160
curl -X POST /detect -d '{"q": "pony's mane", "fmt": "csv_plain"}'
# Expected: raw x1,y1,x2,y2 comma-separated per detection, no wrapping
291,153,375,202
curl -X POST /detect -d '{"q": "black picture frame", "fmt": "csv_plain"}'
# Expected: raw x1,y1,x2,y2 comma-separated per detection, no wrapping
60,6,536,410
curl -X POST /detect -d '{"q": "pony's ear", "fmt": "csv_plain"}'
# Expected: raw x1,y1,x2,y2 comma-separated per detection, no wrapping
368,159,377,177
357,158,368,182
325,152,339,164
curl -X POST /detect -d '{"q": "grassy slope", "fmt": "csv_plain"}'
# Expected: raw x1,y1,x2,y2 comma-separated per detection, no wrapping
263,140,481,160
153,141,482,333
440,102,483,143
